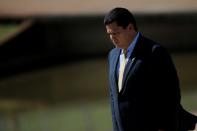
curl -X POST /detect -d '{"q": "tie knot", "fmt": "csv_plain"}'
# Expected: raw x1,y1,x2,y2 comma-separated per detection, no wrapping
123,49,127,59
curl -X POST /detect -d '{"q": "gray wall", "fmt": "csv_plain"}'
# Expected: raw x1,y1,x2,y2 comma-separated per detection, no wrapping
0,13,197,77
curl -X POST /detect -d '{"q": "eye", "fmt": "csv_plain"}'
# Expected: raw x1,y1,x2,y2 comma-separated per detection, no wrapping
109,32,120,36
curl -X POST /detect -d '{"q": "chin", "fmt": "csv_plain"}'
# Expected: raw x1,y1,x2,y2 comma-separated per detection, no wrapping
113,42,120,48
115,44,123,49
114,44,120,48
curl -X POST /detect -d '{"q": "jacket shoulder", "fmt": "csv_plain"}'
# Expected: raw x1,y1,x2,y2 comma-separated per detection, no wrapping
108,48,120,59
140,35,169,56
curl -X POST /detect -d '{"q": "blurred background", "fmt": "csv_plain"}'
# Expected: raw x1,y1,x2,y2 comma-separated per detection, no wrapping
0,0,197,131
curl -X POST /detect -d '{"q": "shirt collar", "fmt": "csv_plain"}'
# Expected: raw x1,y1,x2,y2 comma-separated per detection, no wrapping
121,32,140,58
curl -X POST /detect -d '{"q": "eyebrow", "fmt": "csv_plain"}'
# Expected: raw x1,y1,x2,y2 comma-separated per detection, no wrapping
107,28,119,33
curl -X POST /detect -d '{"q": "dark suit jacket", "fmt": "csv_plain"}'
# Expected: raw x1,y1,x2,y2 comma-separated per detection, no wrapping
108,34,197,131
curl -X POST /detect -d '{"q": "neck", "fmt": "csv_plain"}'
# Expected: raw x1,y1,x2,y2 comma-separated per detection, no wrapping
130,31,137,43
124,31,138,49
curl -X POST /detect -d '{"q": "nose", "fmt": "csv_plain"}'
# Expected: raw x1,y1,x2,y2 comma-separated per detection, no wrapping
110,34,116,41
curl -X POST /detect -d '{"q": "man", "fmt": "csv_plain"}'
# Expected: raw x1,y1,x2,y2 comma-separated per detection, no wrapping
104,7,197,131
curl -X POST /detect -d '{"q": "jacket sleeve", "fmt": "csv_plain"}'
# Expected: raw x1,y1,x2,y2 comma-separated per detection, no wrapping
151,45,181,130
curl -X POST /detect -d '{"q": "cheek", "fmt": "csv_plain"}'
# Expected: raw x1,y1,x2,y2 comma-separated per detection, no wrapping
117,35,124,41
119,33,128,41
110,35,117,41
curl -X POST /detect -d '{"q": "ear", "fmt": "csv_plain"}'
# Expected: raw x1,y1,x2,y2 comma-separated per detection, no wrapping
127,23,134,31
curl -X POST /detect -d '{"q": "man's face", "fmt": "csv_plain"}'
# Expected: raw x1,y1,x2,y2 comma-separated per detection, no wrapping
106,22,133,49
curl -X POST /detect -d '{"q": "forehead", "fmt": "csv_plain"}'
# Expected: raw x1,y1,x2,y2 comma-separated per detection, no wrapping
106,22,123,32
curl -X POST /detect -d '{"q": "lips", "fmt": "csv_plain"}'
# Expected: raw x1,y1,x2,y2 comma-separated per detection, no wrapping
112,39,119,44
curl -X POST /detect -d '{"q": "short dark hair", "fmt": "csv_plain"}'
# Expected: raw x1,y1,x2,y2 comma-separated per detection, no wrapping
104,7,138,31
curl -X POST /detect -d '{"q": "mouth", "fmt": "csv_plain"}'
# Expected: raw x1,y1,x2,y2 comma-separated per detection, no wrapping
112,40,119,44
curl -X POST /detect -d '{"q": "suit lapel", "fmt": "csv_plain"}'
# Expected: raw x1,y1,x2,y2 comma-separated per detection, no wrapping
121,57,136,89
120,34,143,93
111,48,121,95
